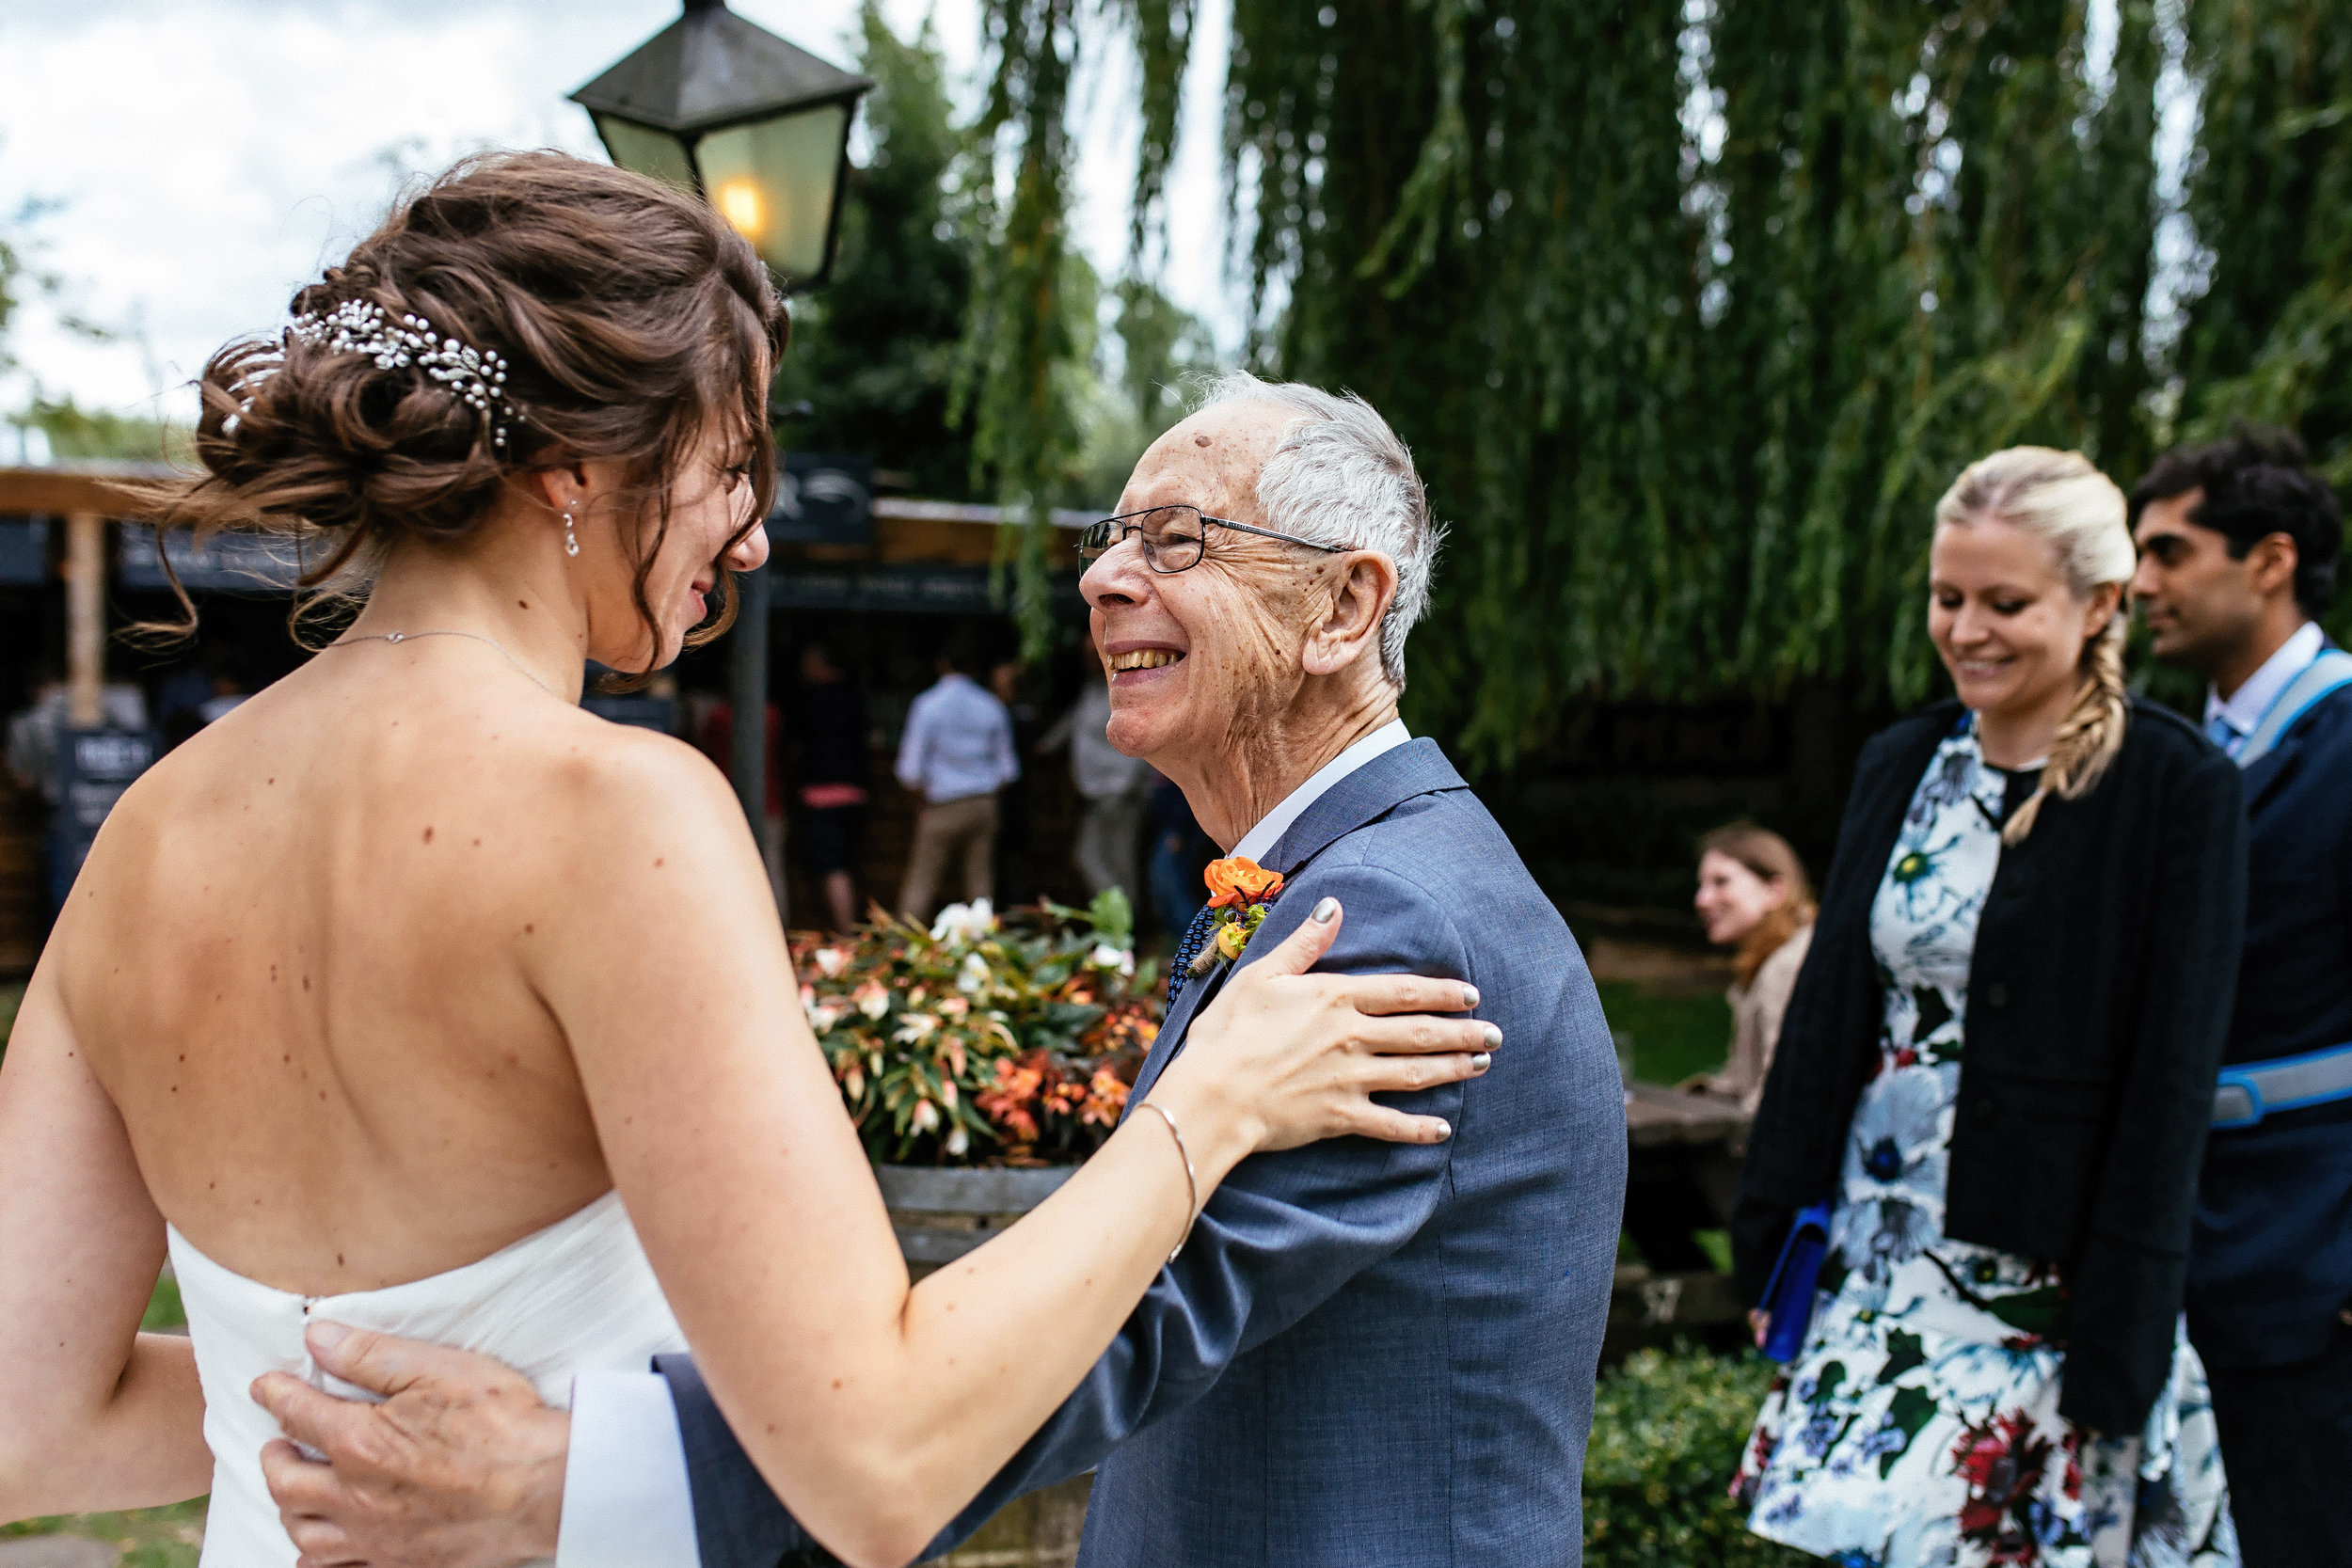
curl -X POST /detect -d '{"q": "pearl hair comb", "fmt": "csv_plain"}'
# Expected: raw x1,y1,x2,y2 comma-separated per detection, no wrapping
284,299,516,451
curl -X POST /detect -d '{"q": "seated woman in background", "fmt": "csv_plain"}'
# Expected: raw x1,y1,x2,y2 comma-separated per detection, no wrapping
1685,823,1815,1113
1618,826,1817,1275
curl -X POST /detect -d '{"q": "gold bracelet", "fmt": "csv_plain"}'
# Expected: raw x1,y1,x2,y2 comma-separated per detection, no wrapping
1136,1101,1199,1261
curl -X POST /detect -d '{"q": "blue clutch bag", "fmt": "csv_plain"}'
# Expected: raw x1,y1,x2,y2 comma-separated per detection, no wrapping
1756,1201,1834,1362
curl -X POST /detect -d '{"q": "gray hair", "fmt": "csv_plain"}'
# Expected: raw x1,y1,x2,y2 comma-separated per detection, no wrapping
1197,370,1444,689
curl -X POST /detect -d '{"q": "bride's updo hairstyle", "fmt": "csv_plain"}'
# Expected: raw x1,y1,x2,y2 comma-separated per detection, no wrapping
1932,446,2137,845
151,150,787,662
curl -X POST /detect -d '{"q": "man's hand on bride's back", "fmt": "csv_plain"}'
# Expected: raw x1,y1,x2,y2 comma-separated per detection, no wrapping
1169,896,1501,1156
251,1321,565,1568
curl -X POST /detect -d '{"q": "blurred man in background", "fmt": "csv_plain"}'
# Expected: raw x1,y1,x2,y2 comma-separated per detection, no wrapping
895,636,1018,922
1041,631,1152,911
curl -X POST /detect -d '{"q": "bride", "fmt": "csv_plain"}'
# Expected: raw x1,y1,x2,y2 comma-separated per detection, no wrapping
0,152,1489,1568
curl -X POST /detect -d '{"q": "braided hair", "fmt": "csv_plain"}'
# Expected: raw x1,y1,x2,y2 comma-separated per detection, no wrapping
1933,448,2137,845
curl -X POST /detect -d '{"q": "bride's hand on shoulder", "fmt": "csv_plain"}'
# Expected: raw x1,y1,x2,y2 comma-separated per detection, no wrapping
1153,897,1498,1161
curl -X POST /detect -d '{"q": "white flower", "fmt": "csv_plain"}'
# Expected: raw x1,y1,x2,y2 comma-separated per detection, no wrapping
946,1125,969,1156
957,951,992,994
930,899,997,944
807,1002,842,1034
814,946,849,978
913,1099,941,1133
856,983,890,1021
1089,942,1136,977
894,1012,939,1044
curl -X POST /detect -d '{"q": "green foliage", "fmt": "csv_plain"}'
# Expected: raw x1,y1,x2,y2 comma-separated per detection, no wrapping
1583,1347,1811,1567
773,6,981,500
793,899,1161,1165
0,1498,207,1568
15,392,189,463
1597,980,1736,1086
143,1272,186,1333
964,0,2352,765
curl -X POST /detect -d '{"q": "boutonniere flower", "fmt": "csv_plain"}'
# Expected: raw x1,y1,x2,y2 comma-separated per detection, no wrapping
1190,856,1286,976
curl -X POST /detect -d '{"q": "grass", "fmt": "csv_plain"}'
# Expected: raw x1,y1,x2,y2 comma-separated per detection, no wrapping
0,1499,207,1567
1595,979,1733,1086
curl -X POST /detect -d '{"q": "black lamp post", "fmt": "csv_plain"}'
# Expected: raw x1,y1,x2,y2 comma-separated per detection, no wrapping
572,1,871,840
570,0,872,292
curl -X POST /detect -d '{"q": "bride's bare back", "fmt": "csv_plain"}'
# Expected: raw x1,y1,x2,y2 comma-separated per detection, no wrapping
61,644,655,1292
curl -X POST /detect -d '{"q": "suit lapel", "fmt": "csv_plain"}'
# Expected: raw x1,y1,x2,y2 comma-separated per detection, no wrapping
2242,732,2306,816
1121,738,1470,1116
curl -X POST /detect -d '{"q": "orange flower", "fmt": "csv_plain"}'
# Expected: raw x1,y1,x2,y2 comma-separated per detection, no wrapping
1203,856,1285,911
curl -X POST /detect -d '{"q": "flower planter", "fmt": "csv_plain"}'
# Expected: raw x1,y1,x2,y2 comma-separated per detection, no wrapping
877,1163,1077,1278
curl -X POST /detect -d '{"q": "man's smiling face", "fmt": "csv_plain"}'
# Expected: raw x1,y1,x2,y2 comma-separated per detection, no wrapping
1080,401,1324,770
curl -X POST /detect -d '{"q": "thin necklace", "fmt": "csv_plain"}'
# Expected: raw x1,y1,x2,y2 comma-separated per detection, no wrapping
326,628,563,701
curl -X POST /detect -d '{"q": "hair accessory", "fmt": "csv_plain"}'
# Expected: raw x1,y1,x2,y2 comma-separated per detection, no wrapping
286,300,516,451
563,509,580,558
1136,1101,1200,1262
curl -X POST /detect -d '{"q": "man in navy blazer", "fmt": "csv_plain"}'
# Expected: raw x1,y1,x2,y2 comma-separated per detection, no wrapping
2130,425,2352,1568
252,373,1626,1568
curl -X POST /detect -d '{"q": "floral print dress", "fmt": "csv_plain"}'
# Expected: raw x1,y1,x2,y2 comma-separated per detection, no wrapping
1732,721,2237,1568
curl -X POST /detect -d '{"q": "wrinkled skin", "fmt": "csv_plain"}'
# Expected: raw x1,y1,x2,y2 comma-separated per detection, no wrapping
1084,400,1402,849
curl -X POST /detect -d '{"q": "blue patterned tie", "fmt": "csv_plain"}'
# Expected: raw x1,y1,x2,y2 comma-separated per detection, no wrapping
2205,713,2246,760
1168,903,1220,1006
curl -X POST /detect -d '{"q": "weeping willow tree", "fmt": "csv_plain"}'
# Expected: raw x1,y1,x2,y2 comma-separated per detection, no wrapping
957,0,2351,768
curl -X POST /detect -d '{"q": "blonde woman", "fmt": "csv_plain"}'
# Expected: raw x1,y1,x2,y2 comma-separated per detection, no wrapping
1731,449,2246,1565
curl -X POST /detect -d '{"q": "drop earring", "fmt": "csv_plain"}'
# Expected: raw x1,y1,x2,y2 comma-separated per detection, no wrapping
563,509,580,558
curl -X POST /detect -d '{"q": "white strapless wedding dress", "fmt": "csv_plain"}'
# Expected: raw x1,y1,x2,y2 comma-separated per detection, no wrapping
167,1191,687,1568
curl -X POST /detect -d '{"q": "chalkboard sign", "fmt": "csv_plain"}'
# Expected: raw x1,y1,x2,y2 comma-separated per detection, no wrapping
768,452,873,546
0,518,46,585
53,727,157,884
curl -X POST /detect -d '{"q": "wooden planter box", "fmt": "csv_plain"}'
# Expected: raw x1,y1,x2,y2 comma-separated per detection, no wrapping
876,1164,1090,1565
876,1164,1078,1280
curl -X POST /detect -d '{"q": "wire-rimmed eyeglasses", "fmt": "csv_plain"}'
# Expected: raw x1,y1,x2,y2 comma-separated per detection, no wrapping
1075,504,1355,574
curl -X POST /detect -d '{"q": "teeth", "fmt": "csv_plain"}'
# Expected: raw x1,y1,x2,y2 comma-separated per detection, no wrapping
1110,649,1184,673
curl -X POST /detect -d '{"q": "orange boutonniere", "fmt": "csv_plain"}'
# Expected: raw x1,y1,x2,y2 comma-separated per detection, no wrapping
1203,856,1285,911
1189,856,1286,977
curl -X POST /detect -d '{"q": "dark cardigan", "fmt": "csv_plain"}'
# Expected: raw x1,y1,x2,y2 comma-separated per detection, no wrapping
1732,697,2248,1434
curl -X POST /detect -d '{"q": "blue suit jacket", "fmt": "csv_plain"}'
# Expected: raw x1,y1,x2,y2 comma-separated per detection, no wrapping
2188,678,2352,1369
659,738,1626,1566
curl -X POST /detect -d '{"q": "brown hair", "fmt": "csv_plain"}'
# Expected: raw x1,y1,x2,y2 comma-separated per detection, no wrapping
1697,823,1817,987
142,150,788,671
1933,448,2135,845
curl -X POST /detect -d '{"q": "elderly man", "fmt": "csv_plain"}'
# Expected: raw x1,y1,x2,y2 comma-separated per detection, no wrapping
254,373,1626,1567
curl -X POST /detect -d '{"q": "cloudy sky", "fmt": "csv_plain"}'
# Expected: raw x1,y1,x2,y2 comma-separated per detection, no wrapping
0,0,1237,440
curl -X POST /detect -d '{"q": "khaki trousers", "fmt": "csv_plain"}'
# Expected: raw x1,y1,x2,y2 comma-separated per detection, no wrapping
898,792,998,922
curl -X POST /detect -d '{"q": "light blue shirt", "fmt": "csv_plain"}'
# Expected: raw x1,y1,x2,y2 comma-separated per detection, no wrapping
2204,621,2324,759
894,673,1019,803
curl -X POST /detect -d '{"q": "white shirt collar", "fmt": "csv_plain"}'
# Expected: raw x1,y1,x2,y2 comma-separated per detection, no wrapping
2206,621,2325,737
1230,720,1411,865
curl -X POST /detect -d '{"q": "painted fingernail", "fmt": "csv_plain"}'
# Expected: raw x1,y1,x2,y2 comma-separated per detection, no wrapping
1481,1021,1502,1049
1433,1118,1453,1139
1461,984,1480,1009
1470,1052,1492,1073
1311,896,1340,924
